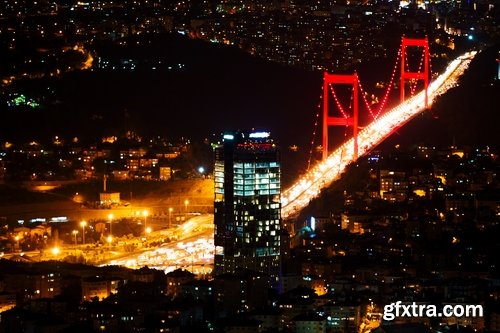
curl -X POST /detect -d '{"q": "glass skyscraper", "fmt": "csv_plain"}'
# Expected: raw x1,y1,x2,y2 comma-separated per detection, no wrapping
214,131,281,284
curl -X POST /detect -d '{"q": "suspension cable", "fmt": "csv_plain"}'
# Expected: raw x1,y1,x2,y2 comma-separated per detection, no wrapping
410,49,426,97
429,51,435,80
358,42,402,120
306,95,322,172
328,84,350,119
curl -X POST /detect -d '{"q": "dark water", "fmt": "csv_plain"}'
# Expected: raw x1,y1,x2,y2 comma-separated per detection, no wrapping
1,34,498,151
0,34,320,148
379,44,500,150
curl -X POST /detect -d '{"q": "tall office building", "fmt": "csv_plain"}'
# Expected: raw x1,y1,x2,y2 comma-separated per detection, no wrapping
214,131,281,285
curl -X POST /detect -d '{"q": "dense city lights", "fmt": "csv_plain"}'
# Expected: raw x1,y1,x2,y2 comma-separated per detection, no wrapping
103,215,214,274
0,0,496,330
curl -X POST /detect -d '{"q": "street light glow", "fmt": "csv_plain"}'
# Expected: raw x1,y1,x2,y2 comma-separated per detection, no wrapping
168,207,173,228
108,214,114,236
80,220,87,244
51,247,60,255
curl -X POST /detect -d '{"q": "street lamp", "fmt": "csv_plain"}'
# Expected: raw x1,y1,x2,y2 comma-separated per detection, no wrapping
80,220,87,244
72,230,78,245
142,210,149,233
108,213,114,236
14,235,20,250
198,166,205,178
184,200,189,215
168,207,173,228
51,246,60,256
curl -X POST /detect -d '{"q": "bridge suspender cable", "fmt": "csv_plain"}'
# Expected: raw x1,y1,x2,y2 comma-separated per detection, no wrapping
357,42,402,120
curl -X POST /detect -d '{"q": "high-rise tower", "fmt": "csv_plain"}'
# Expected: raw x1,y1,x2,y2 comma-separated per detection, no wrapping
214,131,281,285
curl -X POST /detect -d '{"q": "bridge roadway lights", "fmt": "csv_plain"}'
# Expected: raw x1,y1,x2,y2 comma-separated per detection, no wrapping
401,36,430,108
322,72,359,161
283,51,475,220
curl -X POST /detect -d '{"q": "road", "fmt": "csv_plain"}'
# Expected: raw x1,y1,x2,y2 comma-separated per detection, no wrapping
3,215,215,275
99,214,214,274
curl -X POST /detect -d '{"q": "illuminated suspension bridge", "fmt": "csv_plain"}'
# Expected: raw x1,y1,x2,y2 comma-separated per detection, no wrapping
281,37,477,219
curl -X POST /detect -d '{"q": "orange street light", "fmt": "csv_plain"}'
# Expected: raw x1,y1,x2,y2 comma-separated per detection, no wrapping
80,220,87,244
51,246,60,256
108,213,114,236
168,207,173,228
142,210,149,232
72,230,78,245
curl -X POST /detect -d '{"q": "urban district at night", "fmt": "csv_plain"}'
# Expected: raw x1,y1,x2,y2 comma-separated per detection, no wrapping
0,0,499,332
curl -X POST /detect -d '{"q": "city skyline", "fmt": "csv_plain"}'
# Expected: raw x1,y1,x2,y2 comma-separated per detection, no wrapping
0,1,499,332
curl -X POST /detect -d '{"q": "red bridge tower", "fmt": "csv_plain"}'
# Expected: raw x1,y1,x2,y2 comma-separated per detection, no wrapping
322,73,359,160
400,36,430,107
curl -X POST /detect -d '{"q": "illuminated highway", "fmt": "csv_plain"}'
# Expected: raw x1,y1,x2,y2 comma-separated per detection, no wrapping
281,51,477,219
3,215,215,274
